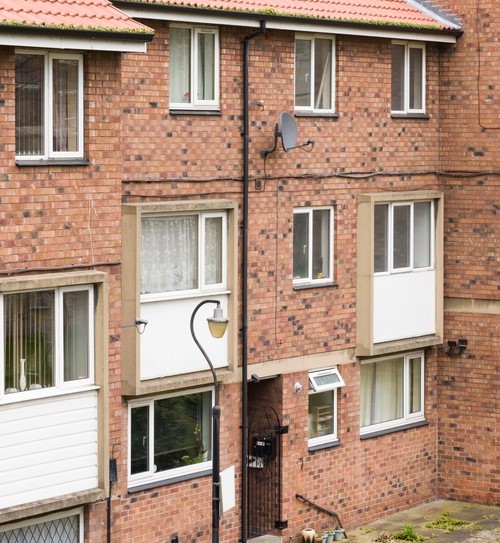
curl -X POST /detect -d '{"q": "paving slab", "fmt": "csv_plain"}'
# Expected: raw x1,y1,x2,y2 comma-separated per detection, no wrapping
346,500,500,543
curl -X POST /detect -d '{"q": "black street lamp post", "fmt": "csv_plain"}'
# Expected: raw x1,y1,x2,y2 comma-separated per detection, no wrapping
190,299,229,543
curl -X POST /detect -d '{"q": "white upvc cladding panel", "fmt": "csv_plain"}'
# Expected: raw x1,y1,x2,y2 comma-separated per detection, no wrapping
140,295,229,379
373,270,435,343
0,390,98,509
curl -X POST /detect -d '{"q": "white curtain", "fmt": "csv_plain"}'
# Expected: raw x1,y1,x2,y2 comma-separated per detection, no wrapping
361,358,403,427
141,215,198,294
204,216,222,285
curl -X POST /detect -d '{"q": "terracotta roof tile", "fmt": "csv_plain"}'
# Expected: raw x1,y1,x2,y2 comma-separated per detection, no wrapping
0,0,153,34
119,0,461,31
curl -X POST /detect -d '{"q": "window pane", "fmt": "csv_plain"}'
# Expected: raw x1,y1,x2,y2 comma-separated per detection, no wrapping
409,47,423,110
391,44,405,111
409,356,422,414
205,216,222,285
293,212,309,279
170,27,191,104
309,391,334,438
374,204,388,272
295,39,312,108
4,291,54,393
361,358,403,427
15,54,44,156
314,39,332,110
131,406,150,475
52,58,79,153
312,209,330,278
0,514,80,543
141,215,198,294
414,201,431,268
197,32,215,101
392,204,411,269
63,290,89,381
153,392,211,472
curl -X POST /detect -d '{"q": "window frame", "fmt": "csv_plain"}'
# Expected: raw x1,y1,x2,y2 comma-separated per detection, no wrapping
169,24,220,110
15,49,84,161
0,284,95,402
374,200,435,275
308,367,344,448
391,41,426,115
0,508,84,542
293,206,334,287
140,210,228,302
128,387,213,489
360,351,425,436
294,34,335,113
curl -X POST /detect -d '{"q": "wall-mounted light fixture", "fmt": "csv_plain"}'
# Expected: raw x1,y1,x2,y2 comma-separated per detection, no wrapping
122,317,148,334
445,338,468,357
294,382,304,394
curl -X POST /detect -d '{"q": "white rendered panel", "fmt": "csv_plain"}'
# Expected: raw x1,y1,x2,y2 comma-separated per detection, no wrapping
140,295,229,379
374,270,435,343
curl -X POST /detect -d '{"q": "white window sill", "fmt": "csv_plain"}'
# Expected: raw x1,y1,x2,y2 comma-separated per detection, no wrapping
308,438,340,452
360,419,428,439
0,385,100,405
128,466,211,493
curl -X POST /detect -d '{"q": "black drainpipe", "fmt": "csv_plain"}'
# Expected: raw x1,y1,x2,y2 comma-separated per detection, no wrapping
242,20,266,543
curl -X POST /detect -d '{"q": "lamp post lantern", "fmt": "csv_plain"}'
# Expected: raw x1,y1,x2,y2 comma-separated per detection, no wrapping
190,299,229,543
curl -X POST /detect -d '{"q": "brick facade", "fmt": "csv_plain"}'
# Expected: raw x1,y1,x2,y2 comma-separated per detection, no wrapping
1,0,498,541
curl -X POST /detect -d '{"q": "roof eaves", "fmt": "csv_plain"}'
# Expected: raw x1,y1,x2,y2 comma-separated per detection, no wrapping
0,20,154,41
113,0,462,37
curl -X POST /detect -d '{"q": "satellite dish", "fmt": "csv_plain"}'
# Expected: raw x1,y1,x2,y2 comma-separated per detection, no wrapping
279,112,298,152
260,112,314,159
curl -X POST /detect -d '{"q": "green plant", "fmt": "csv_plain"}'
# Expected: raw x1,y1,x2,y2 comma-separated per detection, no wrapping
375,532,396,543
393,524,424,541
425,510,469,532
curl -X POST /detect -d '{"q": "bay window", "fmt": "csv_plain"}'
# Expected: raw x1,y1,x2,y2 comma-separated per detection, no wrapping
15,51,83,160
375,200,434,274
169,25,219,109
360,352,424,435
2,286,94,397
141,211,226,298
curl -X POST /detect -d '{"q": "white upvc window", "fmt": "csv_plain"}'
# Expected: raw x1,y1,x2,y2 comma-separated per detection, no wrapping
15,50,84,160
374,200,434,274
391,41,425,114
295,35,335,112
169,25,219,110
0,285,94,399
141,211,227,301
0,509,84,542
293,207,334,286
360,352,425,435
128,388,212,488
308,367,345,447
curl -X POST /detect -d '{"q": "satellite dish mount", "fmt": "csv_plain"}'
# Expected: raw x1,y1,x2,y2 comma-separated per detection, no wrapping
260,112,314,158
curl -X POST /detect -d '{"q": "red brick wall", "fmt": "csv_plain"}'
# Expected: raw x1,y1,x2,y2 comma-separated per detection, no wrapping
118,21,446,541
0,47,123,542
436,0,500,506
